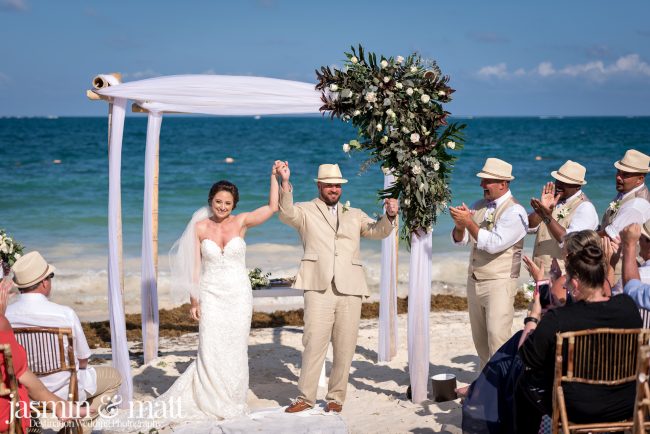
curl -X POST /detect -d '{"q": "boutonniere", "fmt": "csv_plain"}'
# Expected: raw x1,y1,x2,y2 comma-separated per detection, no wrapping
556,206,570,221
342,201,351,213
608,200,621,212
485,211,495,230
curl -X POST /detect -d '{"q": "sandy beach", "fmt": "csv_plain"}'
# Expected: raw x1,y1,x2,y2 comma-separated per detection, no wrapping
84,309,526,433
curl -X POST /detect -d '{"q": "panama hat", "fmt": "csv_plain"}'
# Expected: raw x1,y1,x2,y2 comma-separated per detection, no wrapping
314,164,348,184
11,251,56,289
551,160,587,185
614,149,650,173
642,220,650,240
476,158,515,181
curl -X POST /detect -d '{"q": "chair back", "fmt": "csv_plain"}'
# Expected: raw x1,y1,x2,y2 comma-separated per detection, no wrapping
641,308,650,329
552,328,650,434
12,327,78,402
634,345,650,434
0,343,23,434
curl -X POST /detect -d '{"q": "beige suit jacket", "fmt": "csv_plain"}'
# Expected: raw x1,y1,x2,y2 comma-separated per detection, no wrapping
279,187,394,296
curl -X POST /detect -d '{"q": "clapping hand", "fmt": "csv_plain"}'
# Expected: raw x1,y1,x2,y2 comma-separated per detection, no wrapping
0,276,15,316
620,223,641,247
384,198,398,219
522,255,545,282
530,182,557,218
449,203,473,229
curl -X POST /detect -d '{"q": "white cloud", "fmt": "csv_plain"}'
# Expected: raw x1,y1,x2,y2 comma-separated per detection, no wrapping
0,0,27,11
477,54,650,81
122,69,159,79
477,63,508,78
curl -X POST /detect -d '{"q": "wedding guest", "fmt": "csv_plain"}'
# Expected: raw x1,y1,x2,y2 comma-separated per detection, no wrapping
528,160,598,277
450,157,528,369
277,162,398,413
620,223,650,308
8,252,121,432
0,277,91,433
515,231,642,433
600,149,650,286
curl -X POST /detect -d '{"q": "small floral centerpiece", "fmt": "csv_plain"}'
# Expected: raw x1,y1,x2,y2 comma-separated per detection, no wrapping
248,267,271,290
0,229,23,274
317,45,466,239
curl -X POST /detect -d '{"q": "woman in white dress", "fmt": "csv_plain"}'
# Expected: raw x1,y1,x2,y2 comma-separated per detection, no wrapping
105,164,280,431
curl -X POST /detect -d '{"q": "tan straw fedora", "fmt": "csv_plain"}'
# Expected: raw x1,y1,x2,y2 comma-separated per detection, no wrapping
642,220,650,240
614,149,650,173
11,251,56,289
314,164,348,184
551,160,587,185
476,158,515,181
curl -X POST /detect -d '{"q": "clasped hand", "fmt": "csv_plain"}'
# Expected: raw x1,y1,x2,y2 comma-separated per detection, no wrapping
449,203,473,229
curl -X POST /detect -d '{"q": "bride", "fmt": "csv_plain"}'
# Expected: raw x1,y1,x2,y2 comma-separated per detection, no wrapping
104,164,280,431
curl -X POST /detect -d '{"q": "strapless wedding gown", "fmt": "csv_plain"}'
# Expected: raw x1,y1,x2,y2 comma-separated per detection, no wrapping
101,237,252,431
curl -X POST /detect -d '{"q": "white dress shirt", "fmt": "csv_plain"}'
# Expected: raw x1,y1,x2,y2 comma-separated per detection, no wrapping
452,190,529,254
528,190,599,234
6,293,97,401
605,197,650,239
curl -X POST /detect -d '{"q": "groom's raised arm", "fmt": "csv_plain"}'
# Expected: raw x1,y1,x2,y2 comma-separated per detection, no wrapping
277,161,306,230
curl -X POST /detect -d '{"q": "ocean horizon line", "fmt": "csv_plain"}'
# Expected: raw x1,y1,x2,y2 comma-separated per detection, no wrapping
2,114,650,120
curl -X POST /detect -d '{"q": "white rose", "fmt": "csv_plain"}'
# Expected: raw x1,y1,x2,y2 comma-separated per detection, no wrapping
404,198,411,206
364,92,377,103
401,127,410,133
420,94,431,103
434,161,440,171
353,110,361,116
412,165,422,175
380,136,388,144
383,97,392,106
342,143,351,153
383,76,390,83
376,123,383,131
329,84,338,92
351,56,358,64
410,133,420,143
395,82,403,89
385,109,394,117
406,88,414,96
0,245,7,254
447,140,456,149
14,253,21,260
340,89,353,98
380,60,388,68
438,90,446,96
410,66,417,73
396,55,404,64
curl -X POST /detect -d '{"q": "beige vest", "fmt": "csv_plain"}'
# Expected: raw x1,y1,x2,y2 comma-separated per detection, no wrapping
601,184,650,228
532,192,590,275
468,195,524,280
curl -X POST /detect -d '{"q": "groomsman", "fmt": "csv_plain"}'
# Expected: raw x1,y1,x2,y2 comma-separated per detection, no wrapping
598,150,650,287
450,158,528,368
529,160,598,276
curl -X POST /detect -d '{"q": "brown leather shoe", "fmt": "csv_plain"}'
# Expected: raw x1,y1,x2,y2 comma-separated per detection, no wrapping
285,398,313,413
325,401,343,413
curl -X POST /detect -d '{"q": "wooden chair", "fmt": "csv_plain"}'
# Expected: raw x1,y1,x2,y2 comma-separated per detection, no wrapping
634,345,650,434
551,328,650,434
0,343,23,434
640,308,650,329
12,327,80,434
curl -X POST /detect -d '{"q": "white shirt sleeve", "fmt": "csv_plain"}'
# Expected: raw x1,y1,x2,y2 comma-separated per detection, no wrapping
476,204,529,254
605,198,650,239
69,310,92,360
566,201,599,233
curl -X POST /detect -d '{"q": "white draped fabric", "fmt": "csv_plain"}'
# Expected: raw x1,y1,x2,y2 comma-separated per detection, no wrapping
140,112,162,364
407,229,432,404
106,97,134,408
378,173,398,362
96,75,322,115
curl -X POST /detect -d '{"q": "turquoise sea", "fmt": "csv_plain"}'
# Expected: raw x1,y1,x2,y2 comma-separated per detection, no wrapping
1,116,649,319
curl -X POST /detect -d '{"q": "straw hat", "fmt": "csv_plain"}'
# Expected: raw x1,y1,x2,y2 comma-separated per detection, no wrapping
614,149,650,173
476,158,515,181
551,160,587,185
642,220,650,240
314,164,348,184
11,251,56,289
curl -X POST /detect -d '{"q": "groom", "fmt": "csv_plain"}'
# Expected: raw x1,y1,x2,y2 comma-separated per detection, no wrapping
277,162,398,413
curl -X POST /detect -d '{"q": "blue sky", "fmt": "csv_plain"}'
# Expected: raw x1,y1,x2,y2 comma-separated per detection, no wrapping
1,0,649,116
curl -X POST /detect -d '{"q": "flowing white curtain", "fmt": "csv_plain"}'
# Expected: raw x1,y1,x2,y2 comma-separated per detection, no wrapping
107,97,134,407
378,173,398,362
407,229,432,403
140,112,163,364
96,75,322,115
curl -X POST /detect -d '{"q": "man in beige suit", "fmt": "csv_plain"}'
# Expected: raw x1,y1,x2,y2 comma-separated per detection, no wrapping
278,162,397,413
450,158,528,369
528,160,598,277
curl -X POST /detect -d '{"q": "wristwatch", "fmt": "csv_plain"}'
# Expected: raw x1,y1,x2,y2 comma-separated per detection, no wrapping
542,215,551,225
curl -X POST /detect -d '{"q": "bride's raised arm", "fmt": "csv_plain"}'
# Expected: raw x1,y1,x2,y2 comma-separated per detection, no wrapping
242,162,280,229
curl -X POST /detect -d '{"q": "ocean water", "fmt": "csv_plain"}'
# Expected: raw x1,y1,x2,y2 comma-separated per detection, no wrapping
1,116,649,319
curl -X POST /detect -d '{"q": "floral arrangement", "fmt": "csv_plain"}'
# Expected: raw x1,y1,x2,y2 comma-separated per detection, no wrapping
0,229,23,269
316,45,466,239
248,267,271,290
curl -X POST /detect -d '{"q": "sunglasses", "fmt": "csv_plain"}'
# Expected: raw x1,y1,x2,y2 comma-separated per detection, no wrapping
46,273,55,281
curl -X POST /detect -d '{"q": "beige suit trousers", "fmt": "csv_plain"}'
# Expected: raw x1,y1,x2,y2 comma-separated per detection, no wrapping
466,276,517,369
297,282,362,405
80,366,122,434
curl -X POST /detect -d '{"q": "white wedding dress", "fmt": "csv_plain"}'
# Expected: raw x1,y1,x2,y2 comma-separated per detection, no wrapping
100,237,252,432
